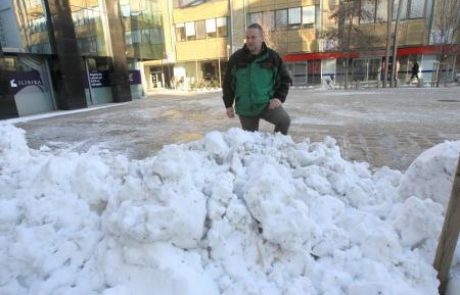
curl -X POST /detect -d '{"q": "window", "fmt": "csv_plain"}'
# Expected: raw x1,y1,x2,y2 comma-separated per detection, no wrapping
142,29,150,43
307,60,322,84
0,15,5,47
361,0,376,23
125,31,132,45
206,18,216,38
150,27,163,44
176,23,185,41
248,7,320,31
393,0,425,19
132,30,141,43
217,17,227,37
288,7,301,29
302,6,315,27
248,12,262,25
275,9,288,29
376,0,388,20
90,36,97,53
316,5,321,29
247,11,274,30
262,11,275,30
185,22,195,40
173,0,206,8
176,18,226,41
196,20,206,39
393,0,408,20
120,4,131,17
287,62,307,85
409,0,425,18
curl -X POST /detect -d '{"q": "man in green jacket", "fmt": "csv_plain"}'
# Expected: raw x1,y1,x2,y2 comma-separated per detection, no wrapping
222,23,292,135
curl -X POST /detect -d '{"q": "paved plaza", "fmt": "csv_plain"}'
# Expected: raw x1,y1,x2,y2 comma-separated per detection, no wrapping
13,86,460,171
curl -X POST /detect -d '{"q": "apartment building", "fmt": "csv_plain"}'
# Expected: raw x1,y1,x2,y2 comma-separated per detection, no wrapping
151,0,458,91
142,0,231,91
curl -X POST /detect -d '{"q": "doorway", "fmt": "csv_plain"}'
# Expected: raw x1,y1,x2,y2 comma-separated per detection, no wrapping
151,70,164,88
13,55,55,116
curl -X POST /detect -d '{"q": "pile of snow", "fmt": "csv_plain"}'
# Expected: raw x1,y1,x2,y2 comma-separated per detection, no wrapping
399,141,460,211
1,123,459,295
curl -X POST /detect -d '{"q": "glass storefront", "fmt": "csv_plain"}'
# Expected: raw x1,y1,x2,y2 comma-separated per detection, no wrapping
3,55,55,116
84,57,113,105
351,58,381,81
4,0,166,60
287,62,307,86
70,0,110,57
0,0,162,116
120,0,165,59
11,0,53,54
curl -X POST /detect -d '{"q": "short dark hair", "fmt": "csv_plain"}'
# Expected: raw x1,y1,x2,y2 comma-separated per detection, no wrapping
247,23,264,35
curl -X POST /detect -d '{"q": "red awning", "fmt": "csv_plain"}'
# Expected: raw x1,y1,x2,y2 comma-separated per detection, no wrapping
282,45,460,62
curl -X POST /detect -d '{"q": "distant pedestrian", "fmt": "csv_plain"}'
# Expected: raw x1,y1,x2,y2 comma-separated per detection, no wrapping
324,74,334,89
409,61,420,82
222,23,292,135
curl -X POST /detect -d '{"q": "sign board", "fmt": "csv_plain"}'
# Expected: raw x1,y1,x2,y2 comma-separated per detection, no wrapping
8,70,44,95
129,70,141,85
89,71,110,88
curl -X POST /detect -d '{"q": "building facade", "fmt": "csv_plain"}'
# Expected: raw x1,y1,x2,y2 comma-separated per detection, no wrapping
156,0,458,91
0,0,165,119
1,0,459,118
142,0,231,91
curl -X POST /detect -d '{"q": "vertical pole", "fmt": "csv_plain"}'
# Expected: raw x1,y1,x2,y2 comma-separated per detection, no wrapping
319,0,323,82
451,55,456,81
366,59,369,82
228,0,233,54
195,53,198,88
217,21,222,88
391,0,403,88
406,58,409,82
434,154,460,295
218,55,222,88
383,0,393,87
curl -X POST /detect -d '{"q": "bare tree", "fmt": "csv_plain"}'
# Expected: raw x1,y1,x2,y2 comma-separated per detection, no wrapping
322,0,383,88
432,0,460,86
262,27,288,55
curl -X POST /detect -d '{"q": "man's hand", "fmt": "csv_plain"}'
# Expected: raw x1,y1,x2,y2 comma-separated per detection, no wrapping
226,107,235,118
268,98,282,109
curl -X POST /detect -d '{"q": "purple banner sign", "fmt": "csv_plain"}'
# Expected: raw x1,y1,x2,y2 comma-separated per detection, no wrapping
9,70,44,95
129,70,142,85
89,70,111,88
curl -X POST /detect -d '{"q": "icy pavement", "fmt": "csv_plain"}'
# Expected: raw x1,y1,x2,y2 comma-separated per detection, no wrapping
11,86,460,171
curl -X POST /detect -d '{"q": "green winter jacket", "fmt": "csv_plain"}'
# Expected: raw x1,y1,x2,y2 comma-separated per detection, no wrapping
223,43,292,116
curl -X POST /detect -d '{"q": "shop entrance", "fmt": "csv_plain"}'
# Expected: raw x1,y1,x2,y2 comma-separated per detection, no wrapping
10,55,55,116
84,57,113,105
151,70,164,88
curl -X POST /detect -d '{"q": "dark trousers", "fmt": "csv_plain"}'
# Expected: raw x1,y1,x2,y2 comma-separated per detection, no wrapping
238,106,291,135
410,73,419,81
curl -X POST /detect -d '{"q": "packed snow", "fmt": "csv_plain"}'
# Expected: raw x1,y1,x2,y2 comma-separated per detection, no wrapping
1,123,460,295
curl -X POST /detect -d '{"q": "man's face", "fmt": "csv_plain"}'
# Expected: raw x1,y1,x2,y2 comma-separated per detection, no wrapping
245,28,263,55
